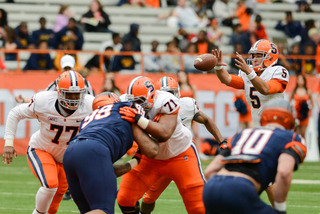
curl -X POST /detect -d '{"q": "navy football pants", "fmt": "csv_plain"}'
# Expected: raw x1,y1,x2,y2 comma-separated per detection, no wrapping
203,175,277,214
63,139,117,214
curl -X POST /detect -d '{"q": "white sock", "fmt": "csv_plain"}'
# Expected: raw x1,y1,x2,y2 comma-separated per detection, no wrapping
34,187,57,213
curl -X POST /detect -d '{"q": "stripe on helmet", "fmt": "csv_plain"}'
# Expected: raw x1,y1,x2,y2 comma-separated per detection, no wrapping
128,76,143,95
68,71,77,86
162,76,168,87
253,39,263,49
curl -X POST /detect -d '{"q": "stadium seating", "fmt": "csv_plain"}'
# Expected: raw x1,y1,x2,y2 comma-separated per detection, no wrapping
1,0,319,71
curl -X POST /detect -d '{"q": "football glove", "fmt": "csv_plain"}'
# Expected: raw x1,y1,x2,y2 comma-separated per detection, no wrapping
132,148,142,164
218,140,231,157
119,106,142,123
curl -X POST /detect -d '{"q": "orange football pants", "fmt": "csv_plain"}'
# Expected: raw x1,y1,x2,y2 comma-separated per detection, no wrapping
143,176,172,204
27,148,68,214
117,145,206,214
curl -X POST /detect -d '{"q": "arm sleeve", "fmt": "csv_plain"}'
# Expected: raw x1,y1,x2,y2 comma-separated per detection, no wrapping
4,99,37,140
267,79,288,94
228,75,245,89
283,140,307,170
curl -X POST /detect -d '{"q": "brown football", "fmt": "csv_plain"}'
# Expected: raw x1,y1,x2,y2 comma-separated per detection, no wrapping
194,54,217,71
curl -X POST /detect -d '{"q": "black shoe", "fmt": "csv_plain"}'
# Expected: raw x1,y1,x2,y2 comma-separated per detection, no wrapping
63,190,72,200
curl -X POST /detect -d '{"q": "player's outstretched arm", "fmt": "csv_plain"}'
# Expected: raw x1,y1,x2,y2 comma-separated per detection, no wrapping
194,111,224,143
15,94,31,103
132,123,159,159
212,49,231,85
273,153,295,214
3,101,36,165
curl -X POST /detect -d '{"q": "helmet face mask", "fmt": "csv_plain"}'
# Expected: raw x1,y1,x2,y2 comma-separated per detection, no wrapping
247,39,279,73
57,71,86,110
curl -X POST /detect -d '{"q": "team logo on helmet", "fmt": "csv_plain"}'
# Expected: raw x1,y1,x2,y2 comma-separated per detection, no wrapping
127,76,155,110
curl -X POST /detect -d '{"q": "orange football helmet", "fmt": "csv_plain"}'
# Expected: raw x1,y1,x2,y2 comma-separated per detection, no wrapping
92,92,120,110
260,99,295,130
247,39,279,72
127,76,155,110
155,76,180,98
56,70,86,110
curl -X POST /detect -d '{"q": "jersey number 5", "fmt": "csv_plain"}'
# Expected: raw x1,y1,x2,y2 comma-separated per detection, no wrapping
249,87,261,109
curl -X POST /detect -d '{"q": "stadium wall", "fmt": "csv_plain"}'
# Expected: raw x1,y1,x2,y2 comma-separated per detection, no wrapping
0,72,319,161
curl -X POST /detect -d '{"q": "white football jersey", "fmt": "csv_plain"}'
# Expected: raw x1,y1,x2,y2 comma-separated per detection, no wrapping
239,65,289,127
4,91,94,163
179,97,200,131
146,90,193,160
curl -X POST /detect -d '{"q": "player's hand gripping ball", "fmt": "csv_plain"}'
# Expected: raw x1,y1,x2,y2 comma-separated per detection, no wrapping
194,54,217,71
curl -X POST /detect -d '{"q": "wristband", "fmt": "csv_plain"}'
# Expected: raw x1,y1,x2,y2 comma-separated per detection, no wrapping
247,71,257,81
214,65,223,70
128,158,138,169
274,201,286,212
137,117,150,130
5,138,14,147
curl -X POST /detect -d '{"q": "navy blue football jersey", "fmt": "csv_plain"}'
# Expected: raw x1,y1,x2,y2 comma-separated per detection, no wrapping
225,128,306,192
73,102,134,162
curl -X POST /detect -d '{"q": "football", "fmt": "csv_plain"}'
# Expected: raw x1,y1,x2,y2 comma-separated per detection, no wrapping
194,54,217,71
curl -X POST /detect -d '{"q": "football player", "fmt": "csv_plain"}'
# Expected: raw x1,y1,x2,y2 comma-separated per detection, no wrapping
212,39,289,127
203,99,306,214
63,92,159,214
3,71,94,214
117,76,206,214
139,76,229,214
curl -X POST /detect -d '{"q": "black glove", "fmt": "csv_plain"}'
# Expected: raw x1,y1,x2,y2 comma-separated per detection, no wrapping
275,211,286,214
132,148,142,164
218,140,231,157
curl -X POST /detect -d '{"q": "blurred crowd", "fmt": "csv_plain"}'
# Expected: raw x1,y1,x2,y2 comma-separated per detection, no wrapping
0,0,319,75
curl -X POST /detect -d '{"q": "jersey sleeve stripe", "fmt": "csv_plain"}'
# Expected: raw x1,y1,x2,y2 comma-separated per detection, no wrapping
171,107,180,115
267,79,287,94
228,75,245,89
284,141,307,163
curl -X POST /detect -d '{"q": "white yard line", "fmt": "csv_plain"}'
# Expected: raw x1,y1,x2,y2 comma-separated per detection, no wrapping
292,179,320,184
